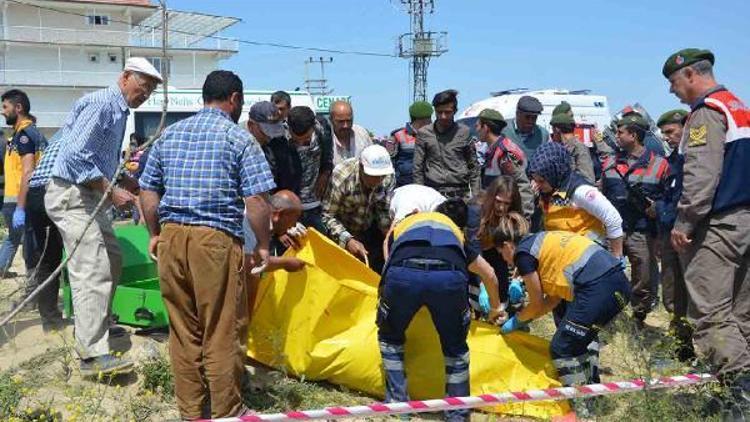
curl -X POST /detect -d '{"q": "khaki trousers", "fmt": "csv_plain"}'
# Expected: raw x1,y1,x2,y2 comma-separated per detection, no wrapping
660,233,693,348
624,231,656,320
45,178,121,359
157,223,246,419
682,207,750,377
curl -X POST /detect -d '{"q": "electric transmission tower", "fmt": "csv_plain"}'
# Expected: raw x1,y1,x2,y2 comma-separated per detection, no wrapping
397,0,447,102
304,56,334,96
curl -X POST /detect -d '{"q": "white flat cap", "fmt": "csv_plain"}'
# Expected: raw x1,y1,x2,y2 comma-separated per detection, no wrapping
124,57,163,83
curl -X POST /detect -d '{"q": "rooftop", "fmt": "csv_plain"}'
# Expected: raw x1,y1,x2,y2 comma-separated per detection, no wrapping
45,0,155,7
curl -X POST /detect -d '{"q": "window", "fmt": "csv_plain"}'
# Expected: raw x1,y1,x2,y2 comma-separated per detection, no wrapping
86,15,110,26
108,53,118,63
146,56,171,77
88,53,100,63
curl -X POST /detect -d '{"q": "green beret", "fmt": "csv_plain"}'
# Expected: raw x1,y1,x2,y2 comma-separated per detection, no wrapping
550,113,575,126
657,109,688,127
552,101,572,116
478,108,506,125
662,48,715,78
408,101,433,119
617,114,649,130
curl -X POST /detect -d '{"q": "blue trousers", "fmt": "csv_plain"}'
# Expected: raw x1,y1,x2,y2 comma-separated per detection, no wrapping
0,202,36,273
551,269,631,386
377,265,470,422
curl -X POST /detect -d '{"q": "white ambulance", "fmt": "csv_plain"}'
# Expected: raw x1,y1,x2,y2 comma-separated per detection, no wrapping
457,88,612,146
123,88,315,147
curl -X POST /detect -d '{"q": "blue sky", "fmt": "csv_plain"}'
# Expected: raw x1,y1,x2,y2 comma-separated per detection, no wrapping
171,0,750,134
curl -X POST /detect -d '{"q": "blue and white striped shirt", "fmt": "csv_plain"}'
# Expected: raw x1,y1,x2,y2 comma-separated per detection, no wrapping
51,85,129,184
139,107,276,239
29,130,63,188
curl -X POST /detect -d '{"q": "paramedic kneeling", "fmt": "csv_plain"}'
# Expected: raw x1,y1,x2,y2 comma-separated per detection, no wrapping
377,198,503,422
491,212,631,417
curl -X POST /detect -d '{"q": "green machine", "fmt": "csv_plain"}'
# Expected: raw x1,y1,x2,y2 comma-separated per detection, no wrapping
62,224,169,328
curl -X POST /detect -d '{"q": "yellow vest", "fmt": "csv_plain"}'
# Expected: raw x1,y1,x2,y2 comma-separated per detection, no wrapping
392,212,465,245
4,119,41,200
542,190,606,244
533,231,598,301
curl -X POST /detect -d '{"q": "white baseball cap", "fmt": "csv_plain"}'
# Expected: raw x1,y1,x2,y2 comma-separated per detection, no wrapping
124,57,163,83
360,144,394,176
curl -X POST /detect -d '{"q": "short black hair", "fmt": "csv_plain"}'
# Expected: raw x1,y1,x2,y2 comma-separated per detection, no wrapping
553,123,575,134
432,89,458,111
271,90,292,107
478,117,505,135
1,89,31,114
288,106,316,136
435,198,468,229
202,70,243,103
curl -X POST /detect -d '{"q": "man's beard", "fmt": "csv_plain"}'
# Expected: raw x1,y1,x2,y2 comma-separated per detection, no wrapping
5,114,17,126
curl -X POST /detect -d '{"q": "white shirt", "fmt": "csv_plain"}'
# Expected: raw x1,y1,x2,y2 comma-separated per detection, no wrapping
389,184,447,223
570,184,624,240
332,124,372,165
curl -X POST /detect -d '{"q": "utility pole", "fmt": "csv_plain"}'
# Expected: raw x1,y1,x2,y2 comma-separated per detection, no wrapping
397,0,447,102
304,56,334,96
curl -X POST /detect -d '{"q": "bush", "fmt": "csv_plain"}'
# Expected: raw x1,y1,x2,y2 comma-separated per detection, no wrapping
0,372,23,418
139,354,174,400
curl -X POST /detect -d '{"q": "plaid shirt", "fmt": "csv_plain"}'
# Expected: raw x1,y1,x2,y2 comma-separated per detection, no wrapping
139,107,276,239
29,130,62,188
321,157,394,246
52,85,129,184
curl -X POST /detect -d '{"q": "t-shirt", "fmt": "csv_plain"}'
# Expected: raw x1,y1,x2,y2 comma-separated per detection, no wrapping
389,184,446,222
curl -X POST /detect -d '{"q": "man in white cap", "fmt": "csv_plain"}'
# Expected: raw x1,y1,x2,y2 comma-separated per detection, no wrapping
43,57,161,376
321,144,395,272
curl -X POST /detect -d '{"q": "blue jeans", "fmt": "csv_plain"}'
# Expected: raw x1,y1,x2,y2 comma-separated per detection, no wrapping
0,202,35,273
377,264,470,422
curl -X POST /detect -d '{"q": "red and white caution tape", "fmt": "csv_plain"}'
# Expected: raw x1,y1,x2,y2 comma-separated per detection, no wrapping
198,373,715,421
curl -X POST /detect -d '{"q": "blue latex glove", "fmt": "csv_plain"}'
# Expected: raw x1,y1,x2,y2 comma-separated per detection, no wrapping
478,283,490,315
501,315,522,334
618,255,628,270
508,279,525,304
11,207,25,231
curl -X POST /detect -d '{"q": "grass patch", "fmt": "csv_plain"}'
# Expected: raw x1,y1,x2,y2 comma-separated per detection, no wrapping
0,371,23,418
139,352,174,400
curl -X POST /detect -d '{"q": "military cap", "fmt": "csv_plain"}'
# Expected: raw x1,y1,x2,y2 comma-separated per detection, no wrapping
656,109,689,127
552,101,572,116
478,108,507,130
550,113,575,126
662,48,715,78
516,95,543,115
408,101,434,119
617,114,649,129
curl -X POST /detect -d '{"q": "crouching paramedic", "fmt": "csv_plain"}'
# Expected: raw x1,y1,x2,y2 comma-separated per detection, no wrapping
491,213,631,417
377,198,503,422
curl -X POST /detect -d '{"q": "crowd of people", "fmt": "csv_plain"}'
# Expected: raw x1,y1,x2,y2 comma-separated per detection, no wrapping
0,47,748,421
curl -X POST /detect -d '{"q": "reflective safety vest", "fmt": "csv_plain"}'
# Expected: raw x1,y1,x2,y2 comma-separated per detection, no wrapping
517,231,601,301
392,124,417,187
542,173,606,244
685,88,750,214
4,119,43,202
392,211,464,251
601,150,669,234
483,136,525,178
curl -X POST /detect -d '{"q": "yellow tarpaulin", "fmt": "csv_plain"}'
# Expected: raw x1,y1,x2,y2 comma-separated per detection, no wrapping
247,230,570,419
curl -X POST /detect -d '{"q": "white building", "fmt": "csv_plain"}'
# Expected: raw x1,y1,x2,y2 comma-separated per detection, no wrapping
0,0,240,138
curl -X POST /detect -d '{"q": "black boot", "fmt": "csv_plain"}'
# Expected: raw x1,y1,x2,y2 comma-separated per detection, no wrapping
724,374,750,421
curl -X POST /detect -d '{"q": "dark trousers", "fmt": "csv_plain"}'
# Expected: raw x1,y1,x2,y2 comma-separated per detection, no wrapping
0,202,36,273
551,270,631,386
660,233,693,354
26,186,63,323
377,264,470,422
624,232,656,320
354,222,386,274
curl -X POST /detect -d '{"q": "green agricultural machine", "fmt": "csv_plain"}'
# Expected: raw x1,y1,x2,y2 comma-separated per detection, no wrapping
62,224,169,328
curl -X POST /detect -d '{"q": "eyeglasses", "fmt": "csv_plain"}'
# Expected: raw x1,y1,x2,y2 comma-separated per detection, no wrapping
133,74,158,93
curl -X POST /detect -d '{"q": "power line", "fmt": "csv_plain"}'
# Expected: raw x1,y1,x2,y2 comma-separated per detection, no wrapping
4,0,398,58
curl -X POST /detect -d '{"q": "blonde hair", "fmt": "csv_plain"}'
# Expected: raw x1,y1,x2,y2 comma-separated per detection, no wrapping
490,212,530,247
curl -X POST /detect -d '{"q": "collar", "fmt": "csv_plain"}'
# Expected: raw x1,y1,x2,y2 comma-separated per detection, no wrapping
690,84,726,111
512,119,535,136
200,106,233,122
434,121,456,134
110,85,130,113
13,117,33,134
405,122,417,135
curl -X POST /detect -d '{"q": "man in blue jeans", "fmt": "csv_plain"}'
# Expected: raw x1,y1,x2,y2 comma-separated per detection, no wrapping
378,199,503,421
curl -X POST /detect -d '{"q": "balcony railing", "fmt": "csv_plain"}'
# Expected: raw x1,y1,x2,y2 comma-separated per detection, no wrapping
0,69,203,88
1,25,239,51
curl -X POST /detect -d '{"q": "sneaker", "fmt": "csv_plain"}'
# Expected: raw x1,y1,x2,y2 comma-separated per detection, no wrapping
42,317,68,333
80,355,134,377
109,325,128,337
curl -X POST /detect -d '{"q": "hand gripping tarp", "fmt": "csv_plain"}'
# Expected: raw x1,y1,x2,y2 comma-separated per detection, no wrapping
247,230,570,418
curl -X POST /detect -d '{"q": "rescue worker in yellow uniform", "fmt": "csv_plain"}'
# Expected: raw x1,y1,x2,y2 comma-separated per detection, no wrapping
378,199,502,422
664,48,750,418
0,89,43,280
492,212,631,418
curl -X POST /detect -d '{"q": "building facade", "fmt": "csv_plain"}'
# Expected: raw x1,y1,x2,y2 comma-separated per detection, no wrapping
0,0,239,137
